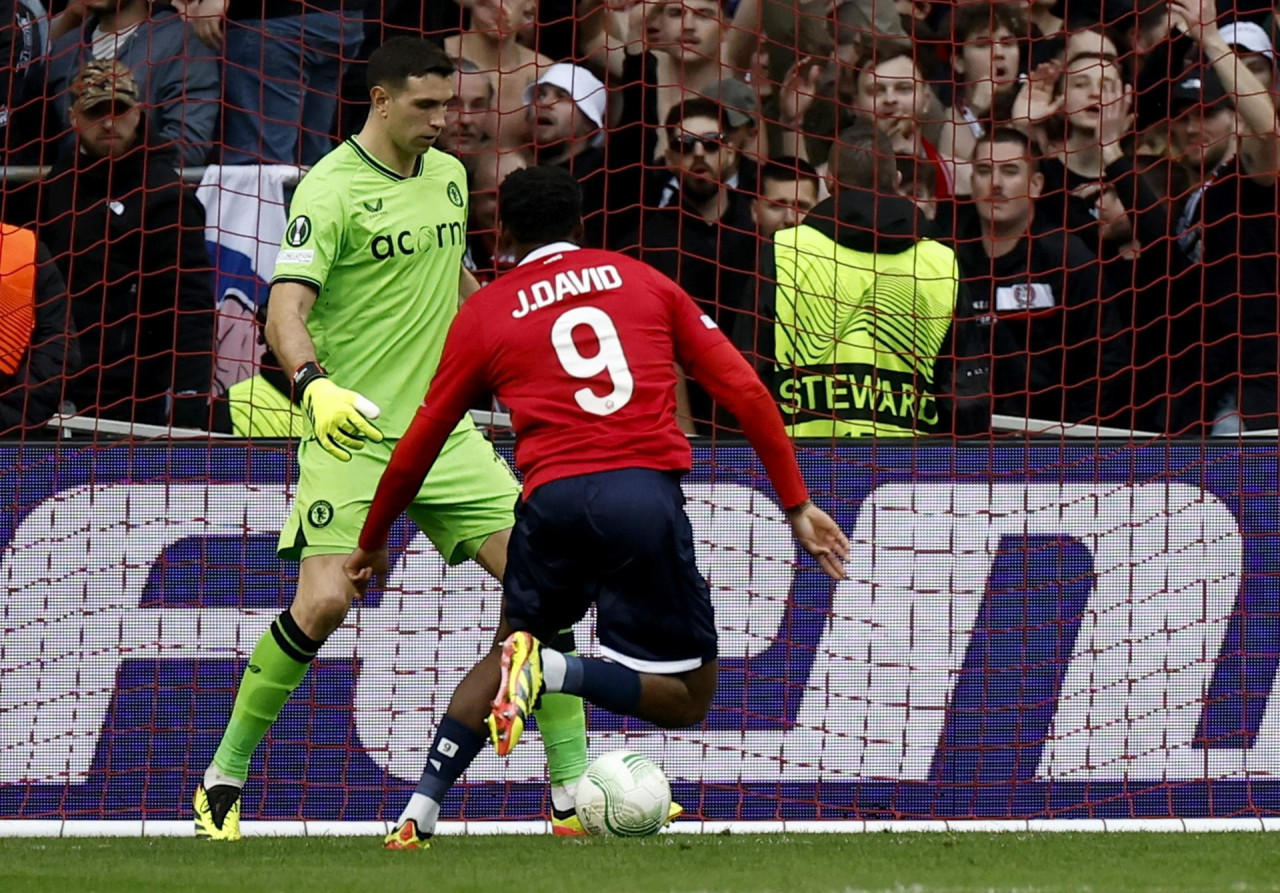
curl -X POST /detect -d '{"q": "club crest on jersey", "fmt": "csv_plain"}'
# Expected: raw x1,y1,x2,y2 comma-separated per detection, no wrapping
512,264,623,318
308,500,334,528
286,216,312,247
447,182,464,207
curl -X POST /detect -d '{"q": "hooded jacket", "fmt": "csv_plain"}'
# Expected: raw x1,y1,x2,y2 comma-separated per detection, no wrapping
38,131,214,422
746,188,987,437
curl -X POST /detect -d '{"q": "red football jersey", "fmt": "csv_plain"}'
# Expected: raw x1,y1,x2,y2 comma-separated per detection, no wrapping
359,243,809,551
431,244,729,490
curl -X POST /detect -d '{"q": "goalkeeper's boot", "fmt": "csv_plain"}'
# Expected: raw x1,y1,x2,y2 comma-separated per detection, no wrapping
551,801,686,837
489,631,544,757
384,819,431,850
193,784,242,841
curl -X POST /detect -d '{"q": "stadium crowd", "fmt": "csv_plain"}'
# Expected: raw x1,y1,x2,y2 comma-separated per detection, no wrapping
0,0,1278,437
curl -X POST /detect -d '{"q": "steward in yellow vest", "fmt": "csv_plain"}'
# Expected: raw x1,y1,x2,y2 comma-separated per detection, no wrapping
745,127,989,437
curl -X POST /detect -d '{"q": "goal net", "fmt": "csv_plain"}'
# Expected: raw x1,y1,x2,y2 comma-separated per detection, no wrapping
1,0,1276,830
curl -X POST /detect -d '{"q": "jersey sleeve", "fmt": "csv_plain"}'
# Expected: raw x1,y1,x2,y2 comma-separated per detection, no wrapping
686,341,810,510
271,173,348,290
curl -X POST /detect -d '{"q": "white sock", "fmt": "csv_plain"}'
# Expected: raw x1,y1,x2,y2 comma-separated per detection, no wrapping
398,793,441,832
551,782,578,814
542,648,567,692
204,764,245,791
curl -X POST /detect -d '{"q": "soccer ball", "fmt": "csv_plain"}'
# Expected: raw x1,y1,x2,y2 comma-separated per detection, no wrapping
573,749,672,838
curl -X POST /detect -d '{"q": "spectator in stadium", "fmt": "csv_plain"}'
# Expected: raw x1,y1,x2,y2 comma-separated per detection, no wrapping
752,156,821,240
938,2,1027,197
849,43,955,201
438,57,498,168
47,0,218,165
38,61,215,429
1020,50,1170,426
768,123,988,437
523,62,613,247
897,152,939,222
1166,0,1280,434
955,128,1128,425
755,125,981,437
0,0,50,166
443,0,553,148
577,0,761,158
622,97,758,432
1218,21,1276,94
465,147,529,285
0,224,80,435
624,95,757,380
654,76,762,208
180,0,362,165
703,76,764,196
731,155,820,377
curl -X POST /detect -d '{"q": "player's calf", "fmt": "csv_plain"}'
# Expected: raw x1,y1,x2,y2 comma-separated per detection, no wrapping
536,642,717,729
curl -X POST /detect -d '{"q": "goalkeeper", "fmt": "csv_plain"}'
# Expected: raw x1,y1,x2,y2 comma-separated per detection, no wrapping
192,37,597,840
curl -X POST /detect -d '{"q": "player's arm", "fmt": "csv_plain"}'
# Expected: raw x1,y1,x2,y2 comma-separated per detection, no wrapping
346,306,492,588
264,280,320,372
270,179,386,460
668,286,850,580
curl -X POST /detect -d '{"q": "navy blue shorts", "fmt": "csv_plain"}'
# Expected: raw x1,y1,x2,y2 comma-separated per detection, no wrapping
503,468,718,674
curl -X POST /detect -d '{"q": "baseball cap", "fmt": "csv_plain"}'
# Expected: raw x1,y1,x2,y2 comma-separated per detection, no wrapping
1169,68,1228,108
70,59,140,112
1219,21,1275,60
525,63,606,129
702,77,759,129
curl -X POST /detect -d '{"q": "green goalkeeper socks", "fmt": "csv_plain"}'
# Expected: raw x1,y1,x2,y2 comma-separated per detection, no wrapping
535,692,588,788
211,611,321,781
534,633,589,789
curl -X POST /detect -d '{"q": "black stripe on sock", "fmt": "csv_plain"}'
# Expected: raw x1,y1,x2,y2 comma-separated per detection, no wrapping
272,610,323,662
270,621,313,663
551,628,577,653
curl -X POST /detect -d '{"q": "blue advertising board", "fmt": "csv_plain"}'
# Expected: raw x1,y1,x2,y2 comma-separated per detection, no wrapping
1,441,1277,822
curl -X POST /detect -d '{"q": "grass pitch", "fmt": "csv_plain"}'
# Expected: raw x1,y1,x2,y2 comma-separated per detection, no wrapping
1,832,1274,892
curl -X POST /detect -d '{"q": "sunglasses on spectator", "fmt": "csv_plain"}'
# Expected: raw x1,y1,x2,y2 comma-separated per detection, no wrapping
674,132,725,153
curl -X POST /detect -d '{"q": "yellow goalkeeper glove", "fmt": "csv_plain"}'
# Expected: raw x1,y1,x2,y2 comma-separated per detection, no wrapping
300,376,384,461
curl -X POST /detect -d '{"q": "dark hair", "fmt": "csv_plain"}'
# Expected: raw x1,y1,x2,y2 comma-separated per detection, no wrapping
760,156,820,188
895,154,936,197
665,97,728,135
855,39,919,86
366,37,455,92
828,124,898,193
498,165,583,245
945,2,1028,44
971,126,1040,173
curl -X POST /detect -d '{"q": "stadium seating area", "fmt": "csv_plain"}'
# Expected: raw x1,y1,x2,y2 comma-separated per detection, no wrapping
1,0,1278,439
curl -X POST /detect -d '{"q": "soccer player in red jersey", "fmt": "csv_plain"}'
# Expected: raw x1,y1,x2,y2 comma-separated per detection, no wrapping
345,165,849,848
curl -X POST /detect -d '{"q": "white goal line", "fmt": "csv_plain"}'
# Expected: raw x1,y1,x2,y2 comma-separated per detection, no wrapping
1,818,1277,837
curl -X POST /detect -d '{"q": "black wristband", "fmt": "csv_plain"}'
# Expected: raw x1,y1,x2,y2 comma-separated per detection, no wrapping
291,361,327,403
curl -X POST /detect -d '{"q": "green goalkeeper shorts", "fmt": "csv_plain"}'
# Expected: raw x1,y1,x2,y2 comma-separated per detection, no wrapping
278,417,520,564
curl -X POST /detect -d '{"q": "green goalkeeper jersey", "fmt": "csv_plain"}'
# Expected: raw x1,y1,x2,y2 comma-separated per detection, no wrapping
271,137,470,439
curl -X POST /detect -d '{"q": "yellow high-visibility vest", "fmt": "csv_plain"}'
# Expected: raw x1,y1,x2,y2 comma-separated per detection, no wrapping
772,222,959,437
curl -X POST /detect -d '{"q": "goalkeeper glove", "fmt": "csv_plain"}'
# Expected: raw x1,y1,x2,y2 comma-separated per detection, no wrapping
295,364,383,461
